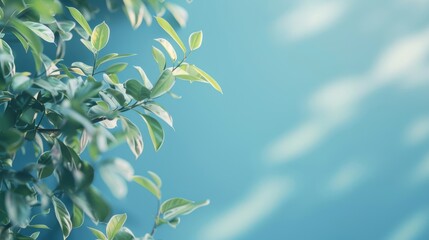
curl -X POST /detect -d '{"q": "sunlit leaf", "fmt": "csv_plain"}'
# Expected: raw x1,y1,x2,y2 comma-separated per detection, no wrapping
91,22,110,51
132,176,161,199
155,38,177,61
68,7,92,36
155,17,186,54
23,21,55,43
152,46,166,72
138,113,164,151
106,214,127,240
150,69,174,99
189,31,203,51
52,196,72,239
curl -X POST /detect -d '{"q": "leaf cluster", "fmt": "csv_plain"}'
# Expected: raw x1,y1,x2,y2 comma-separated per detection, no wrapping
0,0,219,239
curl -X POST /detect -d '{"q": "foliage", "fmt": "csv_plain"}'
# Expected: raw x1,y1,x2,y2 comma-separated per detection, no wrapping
0,0,221,239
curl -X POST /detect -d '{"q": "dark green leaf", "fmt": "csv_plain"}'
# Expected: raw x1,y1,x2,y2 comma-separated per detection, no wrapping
139,113,164,151
125,79,150,101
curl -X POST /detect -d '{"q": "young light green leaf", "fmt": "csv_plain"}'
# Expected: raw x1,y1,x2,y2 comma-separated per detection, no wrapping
134,66,153,89
88,227,107,240
113,227,136,240
150,69,175,99
106,214,127,240
189,31,203,51
52,196,72,239
28,224,50,229
143,102,173,128
152,46,166,72
67,7,92,36
96,53,135,68
23,21,55,43
155,38,177,61
155,17,186,54
132,176,161,199
191,65,223,93
161,198,210,221
147,171,162,189
123,0,145,29
139,113,164,151
72,204,84,228
91,22,110,51
80,39,96,54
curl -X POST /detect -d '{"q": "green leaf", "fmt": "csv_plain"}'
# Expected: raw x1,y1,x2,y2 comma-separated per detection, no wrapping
143,102,173,128
139,113,164,151
134,66,153,89
106,214,127,240
96,53,135,68
152,46,166,72
88,227,107,240
155,17,186,54
68,7,92,36
189,31,203,51
113,228,135,240
91,22,110,51
72,204,84,228
12,31,29,52
52,196,72,239
155,38,177,61
161,198,210,221
80,39,96,54
150,69,175,99
120,117,144,159
22,21,55,43
132,176,161,199
147,171,162,189
123,0,145,29
105,63,128,74
28,224,50,229
125,79,150,101
191,65,223,93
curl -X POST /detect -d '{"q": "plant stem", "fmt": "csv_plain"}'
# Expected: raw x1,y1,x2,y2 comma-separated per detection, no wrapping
150,199,161,236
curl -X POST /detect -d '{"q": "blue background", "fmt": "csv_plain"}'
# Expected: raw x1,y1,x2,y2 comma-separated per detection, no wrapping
37,0,429,239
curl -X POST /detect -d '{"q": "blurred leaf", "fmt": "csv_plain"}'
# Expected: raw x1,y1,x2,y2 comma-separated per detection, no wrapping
123,0,145,29
69,187,110,224
165,2,188,28
5,191,30,228
100,158,135,198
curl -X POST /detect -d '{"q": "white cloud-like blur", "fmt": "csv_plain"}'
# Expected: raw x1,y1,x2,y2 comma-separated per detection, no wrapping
386,210,429,240
326,161,367,194
404,116,429,145
274,0,350,41
266,27,429,164
198,177,293,240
